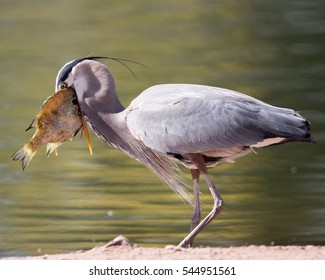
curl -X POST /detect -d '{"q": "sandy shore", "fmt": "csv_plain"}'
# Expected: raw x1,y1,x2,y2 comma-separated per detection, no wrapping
7,236,325,260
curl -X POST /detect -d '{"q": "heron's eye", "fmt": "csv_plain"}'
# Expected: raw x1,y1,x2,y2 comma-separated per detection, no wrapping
60,82,67,89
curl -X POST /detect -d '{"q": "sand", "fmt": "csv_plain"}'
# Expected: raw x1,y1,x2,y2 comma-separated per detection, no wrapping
7,236,325,260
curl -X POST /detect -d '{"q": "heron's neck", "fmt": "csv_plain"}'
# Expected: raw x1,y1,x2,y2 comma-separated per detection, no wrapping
96,86,125,114
83,95,137,158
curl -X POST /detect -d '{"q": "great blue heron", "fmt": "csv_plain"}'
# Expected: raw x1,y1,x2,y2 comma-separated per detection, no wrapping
55,56,314,248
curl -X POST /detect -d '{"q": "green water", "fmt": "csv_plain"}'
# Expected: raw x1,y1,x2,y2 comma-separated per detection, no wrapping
0,0,324,257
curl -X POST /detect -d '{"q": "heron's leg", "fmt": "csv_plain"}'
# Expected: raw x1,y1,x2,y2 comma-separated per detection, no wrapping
191,169,201,231
178,154,224,248
187,169,201,248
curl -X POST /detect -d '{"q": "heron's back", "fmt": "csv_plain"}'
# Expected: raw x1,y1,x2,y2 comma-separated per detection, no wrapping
126,84,314,157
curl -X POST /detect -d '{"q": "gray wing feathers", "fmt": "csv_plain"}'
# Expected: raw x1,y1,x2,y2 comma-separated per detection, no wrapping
126,84,310,154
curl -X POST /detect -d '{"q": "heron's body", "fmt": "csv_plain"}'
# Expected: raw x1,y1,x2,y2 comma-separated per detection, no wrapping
54,57,314,247
127,84,310,166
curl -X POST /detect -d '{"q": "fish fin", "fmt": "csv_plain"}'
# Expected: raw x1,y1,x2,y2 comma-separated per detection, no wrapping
25,119,36,131
46,143,62,157
12,144,37,170
41,95,52,108
73,126,82,137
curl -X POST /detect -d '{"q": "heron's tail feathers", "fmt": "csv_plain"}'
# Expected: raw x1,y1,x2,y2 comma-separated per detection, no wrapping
254,106,315,146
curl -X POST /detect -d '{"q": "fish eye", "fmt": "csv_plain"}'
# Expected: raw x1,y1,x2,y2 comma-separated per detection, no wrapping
59,82,68,89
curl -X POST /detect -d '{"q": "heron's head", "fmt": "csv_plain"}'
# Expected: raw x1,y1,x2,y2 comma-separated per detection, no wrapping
54,57,117,154
55,57,118,108
55,56,142,114
54,57,126,152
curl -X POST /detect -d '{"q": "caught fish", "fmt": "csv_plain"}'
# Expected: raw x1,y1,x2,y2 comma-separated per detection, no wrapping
12,87,93,170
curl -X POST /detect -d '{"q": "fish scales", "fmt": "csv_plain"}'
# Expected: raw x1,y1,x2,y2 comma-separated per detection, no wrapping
12,87,83,170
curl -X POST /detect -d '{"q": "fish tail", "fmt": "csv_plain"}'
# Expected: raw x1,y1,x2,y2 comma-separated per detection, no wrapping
12,144,37,170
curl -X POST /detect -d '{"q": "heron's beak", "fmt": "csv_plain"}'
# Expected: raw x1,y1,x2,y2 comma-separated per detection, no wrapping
81,114,93,155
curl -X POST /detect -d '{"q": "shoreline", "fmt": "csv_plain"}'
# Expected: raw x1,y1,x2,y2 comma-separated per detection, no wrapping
6,236,325,260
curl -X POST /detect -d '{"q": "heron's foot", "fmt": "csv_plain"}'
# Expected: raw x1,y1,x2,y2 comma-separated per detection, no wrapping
177,198,224,248
178,237,194,248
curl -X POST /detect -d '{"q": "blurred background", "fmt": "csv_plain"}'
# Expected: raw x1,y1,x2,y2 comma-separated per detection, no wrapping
0,0,324,257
